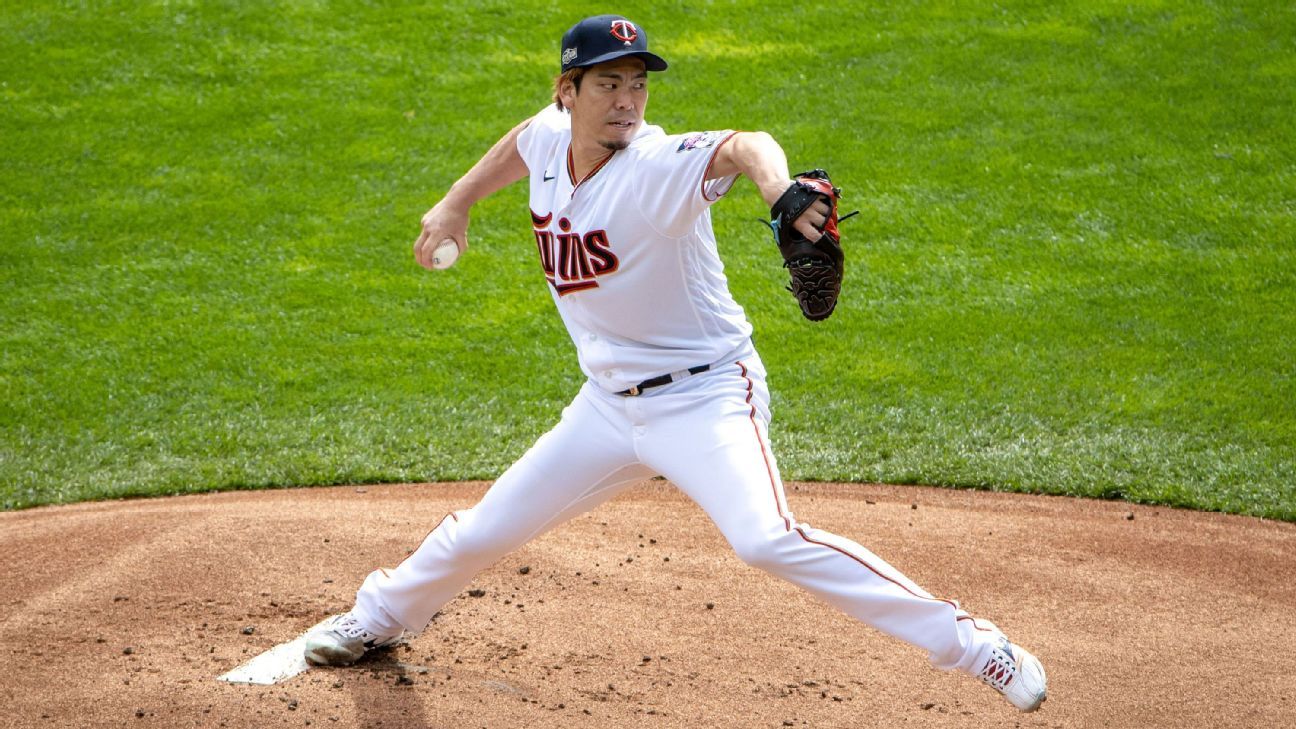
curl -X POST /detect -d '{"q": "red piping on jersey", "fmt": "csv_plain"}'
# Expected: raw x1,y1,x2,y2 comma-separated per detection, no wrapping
738,360,792,532
567,145,615,190
701,131,741,202
734,360,993,632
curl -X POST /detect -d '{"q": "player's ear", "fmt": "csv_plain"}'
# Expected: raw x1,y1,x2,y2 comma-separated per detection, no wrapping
556,68,584,111
558,78,578,109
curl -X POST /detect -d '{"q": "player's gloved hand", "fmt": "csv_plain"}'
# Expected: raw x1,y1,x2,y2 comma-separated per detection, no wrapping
766,169,856,321
413,200,470,270
791,198,830,241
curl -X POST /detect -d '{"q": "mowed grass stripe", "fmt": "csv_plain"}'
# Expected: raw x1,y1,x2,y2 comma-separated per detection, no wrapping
2,2,1293,518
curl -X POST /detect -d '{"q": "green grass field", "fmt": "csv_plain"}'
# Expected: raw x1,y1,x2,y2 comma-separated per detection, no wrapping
3,1,1293,519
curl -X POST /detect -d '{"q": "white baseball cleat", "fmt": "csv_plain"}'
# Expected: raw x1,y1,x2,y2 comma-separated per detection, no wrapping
303,612,403,667
977,637,1047,711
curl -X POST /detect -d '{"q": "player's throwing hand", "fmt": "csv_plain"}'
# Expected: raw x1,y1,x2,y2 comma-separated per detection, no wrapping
413,202,468,270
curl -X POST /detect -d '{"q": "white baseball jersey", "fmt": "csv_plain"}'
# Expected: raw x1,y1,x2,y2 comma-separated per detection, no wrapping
515,104,751,392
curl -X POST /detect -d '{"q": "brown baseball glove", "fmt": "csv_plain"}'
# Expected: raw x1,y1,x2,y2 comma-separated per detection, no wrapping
767,169,855,321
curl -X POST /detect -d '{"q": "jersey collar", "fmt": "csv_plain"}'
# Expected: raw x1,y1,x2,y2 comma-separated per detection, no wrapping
566,144,617,190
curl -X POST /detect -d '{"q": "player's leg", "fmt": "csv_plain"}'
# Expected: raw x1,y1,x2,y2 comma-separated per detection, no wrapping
637,357,1044,709
309,383,648,664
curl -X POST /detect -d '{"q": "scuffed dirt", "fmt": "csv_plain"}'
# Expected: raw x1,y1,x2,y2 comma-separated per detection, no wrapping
1,481,1293,728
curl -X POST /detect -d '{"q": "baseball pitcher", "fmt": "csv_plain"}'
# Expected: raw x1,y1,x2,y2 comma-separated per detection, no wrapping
304,14,1047,713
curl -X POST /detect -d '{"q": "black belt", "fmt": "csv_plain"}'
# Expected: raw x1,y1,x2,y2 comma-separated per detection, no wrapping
617,364,711,396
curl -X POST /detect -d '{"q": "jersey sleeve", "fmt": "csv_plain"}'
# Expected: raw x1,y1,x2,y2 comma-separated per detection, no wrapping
516,104,570,175
631,130,739,238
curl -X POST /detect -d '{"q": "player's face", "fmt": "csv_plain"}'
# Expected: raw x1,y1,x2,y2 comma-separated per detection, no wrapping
565,57,648,152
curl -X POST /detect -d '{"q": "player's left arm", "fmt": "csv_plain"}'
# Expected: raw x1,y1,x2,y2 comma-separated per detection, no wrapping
709,131,828,240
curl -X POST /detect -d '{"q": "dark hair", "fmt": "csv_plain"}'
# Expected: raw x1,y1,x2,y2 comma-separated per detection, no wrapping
552,67,586,111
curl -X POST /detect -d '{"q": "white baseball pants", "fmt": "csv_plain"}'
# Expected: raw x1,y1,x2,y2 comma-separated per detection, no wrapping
354,349,1003,674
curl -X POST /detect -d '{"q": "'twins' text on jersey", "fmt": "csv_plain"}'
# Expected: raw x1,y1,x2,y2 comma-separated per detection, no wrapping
530,209,620,296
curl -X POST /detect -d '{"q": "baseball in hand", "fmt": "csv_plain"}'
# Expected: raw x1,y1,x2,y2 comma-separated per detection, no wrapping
431,238,460,269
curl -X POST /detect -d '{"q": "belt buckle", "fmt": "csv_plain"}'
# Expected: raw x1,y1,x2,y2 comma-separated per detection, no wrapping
626,385,641,396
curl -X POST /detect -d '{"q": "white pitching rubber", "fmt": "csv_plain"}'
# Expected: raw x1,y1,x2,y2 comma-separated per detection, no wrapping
216,618,333,685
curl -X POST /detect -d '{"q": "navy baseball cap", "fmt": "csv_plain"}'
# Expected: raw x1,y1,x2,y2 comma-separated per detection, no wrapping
560,15,668,72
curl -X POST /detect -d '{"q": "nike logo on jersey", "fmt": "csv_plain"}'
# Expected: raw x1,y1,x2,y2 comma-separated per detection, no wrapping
543,173,556,182
530,209,619,295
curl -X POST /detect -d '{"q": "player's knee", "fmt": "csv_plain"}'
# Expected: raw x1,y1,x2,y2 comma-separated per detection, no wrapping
729,533,784,572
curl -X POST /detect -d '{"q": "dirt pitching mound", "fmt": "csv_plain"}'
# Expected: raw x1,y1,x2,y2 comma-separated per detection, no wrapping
2,481,1293,728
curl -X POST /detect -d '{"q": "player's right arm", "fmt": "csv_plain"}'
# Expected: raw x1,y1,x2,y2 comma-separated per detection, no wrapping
708,131,828,242
413,117,533,270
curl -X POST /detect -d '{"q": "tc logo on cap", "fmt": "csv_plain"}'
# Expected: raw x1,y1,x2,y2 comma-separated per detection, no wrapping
559,15,667,72
610,19,638,45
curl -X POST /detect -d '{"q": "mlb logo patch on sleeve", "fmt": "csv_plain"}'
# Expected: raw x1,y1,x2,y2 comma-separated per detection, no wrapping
677,131,726,152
